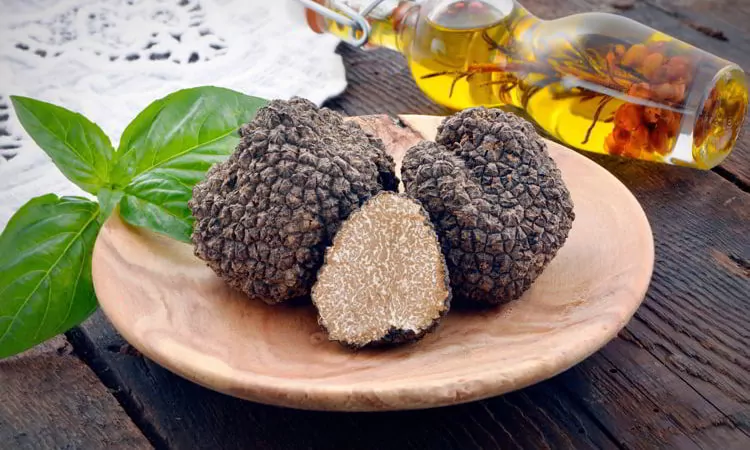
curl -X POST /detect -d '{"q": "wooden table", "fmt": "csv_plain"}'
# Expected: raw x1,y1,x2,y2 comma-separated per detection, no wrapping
1,1,749,448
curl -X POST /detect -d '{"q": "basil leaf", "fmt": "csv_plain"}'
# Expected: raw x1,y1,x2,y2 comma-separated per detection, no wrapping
110,86,266,241
119,172,194,243
97,187,124,221
111,86,267,187
0,195,101,359
10,96,115,195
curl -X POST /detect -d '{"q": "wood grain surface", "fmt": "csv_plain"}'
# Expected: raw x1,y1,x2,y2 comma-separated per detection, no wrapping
91,115,653,412
0,336,151,449
4,0,746,448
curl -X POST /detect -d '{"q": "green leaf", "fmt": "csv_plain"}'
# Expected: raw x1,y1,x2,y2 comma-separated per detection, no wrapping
97,187,124,221
10,96,115,195
119,172,194,243
0,195,101,359
111,86,267,187
110,86,266,241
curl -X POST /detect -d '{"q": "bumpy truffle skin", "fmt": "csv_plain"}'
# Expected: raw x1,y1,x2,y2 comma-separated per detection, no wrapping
189,97,398,304
402,107,575,306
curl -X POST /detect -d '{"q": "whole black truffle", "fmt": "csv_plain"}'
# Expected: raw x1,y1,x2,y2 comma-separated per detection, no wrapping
312,192,451,349
189,97,398,304
401,107,575,306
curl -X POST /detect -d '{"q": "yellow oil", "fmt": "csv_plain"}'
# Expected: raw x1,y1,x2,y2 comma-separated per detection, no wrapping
314,0,748,168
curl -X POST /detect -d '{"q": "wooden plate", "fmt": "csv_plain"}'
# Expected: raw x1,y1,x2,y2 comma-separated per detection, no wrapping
92,115,654,412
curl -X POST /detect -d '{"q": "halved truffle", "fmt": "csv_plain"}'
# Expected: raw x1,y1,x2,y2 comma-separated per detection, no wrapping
312,192,451,348
189,97,398,304
402,107,575,306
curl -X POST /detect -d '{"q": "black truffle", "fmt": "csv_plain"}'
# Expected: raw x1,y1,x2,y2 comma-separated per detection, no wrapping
312,192,451,348
401,107,575,306
189,97,398,304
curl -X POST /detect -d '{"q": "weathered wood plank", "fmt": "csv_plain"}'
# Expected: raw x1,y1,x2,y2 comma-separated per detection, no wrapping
69,311,617,450
0,335,152,450
528,151,750,448
562,334,750,449
591,154,750,432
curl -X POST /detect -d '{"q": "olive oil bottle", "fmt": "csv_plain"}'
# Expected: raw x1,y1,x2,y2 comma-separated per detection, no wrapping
302,0,748,169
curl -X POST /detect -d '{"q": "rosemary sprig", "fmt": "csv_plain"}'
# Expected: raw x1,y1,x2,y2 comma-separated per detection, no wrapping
583,97,613,144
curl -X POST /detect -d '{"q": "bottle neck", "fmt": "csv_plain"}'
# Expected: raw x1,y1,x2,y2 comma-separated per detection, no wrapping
305,1,539,54
305,0,419,53
370,1,420,53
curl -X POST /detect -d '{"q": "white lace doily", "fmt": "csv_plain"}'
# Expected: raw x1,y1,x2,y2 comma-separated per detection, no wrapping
0,0,347,226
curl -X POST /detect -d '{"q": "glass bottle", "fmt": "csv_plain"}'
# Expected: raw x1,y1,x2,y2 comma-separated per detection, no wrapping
300,0,748,169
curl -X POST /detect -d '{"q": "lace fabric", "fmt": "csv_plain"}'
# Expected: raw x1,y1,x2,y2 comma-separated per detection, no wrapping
0,0,347,225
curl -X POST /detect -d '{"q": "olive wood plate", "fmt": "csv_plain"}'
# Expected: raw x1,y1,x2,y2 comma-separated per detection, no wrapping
92,114,654,412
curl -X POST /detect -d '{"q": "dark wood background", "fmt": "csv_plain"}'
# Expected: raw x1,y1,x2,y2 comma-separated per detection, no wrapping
1,0,749,449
